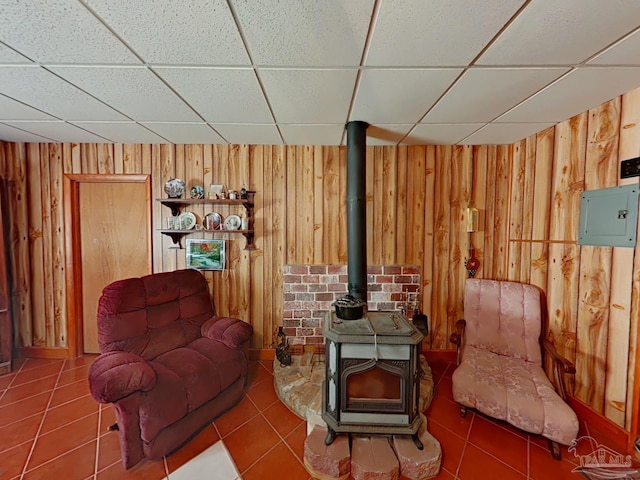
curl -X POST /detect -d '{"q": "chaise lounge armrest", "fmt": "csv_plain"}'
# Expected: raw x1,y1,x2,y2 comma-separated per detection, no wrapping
202,316,253,350
449,319,466,366
89,351,156,404
542,338,576,401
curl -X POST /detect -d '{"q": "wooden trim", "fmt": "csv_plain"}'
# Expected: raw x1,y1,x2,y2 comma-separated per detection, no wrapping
20,346,70,359
64,174,152,358
567,394,630,452
508,239,578,244
249,348,275,361
422,349,456,364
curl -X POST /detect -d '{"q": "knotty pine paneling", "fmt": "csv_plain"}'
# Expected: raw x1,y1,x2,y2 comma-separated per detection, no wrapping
3,87,640,431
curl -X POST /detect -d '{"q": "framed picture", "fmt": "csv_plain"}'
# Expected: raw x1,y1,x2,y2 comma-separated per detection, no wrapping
209,184,226,199
186,239,225,271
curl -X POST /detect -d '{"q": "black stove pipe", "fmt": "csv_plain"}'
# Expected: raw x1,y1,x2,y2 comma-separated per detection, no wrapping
346,121,369,302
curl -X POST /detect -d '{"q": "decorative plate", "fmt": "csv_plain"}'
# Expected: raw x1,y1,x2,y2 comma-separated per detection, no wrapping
203,212,223,231
190,185,205,199
224,214,241,231
165,178,186,198
177,212,197,230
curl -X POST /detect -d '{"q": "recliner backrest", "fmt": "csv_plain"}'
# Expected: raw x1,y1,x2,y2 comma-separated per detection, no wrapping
463,278,542,364
97,269,214,360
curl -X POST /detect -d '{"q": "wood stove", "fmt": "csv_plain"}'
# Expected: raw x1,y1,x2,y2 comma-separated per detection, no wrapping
322,311,424,447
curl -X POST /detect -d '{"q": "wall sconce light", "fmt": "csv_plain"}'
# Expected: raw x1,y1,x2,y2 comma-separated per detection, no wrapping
466,207,479,233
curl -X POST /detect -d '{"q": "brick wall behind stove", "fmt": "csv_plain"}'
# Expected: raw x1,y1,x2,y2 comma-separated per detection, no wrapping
282,265,421,345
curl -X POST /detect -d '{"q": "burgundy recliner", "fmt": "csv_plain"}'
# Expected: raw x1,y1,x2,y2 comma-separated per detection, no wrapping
88,269,253,469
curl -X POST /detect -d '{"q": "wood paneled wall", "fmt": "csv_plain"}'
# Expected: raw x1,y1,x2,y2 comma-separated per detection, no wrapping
1,87,640,429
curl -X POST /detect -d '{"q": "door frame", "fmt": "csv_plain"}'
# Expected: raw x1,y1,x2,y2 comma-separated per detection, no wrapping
64,174,152,358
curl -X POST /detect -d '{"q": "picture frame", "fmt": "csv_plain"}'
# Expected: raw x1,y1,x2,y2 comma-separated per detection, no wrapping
209,184,226,199
185,239,225,271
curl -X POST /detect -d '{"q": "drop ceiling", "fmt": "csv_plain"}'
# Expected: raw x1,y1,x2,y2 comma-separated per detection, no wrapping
1,0,640,146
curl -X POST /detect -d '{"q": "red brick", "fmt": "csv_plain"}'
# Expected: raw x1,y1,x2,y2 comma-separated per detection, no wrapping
315,293,334,301
297,328,315,336
284,293,295,301
303,275,320,283
376,275,393,283
351,436,398,480
402,285,420,293
383,266,402,275
328,265,347,274
391,293,402,301
368,284,382,292
309,284,328,292
302,319,320,328
394,275,413,283
304,426,350,479
288,265,309,274
338,275,348,283
367,266,383,274
296,293,314,301
284,319,302,328
284,274,302,283
402,266,420,274
328,284,347,292
290,284,308,292
306,336,324,345
309,266,328,274
293,310,312,318
283,327,297,337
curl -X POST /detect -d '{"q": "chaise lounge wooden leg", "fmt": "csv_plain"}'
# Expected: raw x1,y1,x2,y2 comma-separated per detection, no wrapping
548,439,561,460
459,406,467,418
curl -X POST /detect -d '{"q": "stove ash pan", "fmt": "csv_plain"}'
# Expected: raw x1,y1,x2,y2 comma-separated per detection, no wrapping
322,311,424,449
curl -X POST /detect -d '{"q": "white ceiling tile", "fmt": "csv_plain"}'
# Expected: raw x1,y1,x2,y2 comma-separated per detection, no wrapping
478,0,640,65
211,124,282,145
0,0,139,64
85,0,250,65
366,0,525,66
351,69,462,124
3,121,111,142
589,28,640,65
279,125,345,146
365,124,414,145
0,95,57,120
497,67,640,123
259,69,357,123
48,66,200,122
70,122,166,143
405,124,484,145
0,43,32,63
232,0,373,66
462,123,556,145
0,123,56,143
141,123,225,144
424,68,569,123
154,68,273,123
0,66,127,121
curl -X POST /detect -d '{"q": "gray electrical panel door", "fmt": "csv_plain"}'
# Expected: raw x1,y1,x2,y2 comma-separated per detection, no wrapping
578,184,639,248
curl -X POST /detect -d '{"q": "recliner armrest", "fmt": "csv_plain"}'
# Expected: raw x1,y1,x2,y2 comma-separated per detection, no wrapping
449,319,466,366
202,316,253,349
542,338,576,401
88,351,156,403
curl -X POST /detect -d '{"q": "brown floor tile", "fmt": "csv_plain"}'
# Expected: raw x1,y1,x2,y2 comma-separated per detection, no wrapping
63,355,97,371
0,376,57,406
0,391,50,426
0,413,42,454
529,442,582,480
21,359,64,373
165,424,220,473
49,379,91,408
97,430,123,472
457,444,526,480
58,364,91,388
427,419,466,475
11,363,63,387
26,412,98,470
96,458,166,480
262,399,304,438
0,372,15,390
22,440,96,480
259,359,274,373
468,415,528,474
99,404,118,435
224,415,280,474
434,376,454,402
214,394,260,438
283,422,307,462
247,361,273,386
246,378,279,411
40,395,99,434
242,441,309,480
0,440,34,479
425,394,474,439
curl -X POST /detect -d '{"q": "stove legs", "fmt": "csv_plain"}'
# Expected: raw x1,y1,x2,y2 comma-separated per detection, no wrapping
324,427,337,446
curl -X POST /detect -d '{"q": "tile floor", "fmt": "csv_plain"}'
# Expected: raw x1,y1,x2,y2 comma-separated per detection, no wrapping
0,355,633,480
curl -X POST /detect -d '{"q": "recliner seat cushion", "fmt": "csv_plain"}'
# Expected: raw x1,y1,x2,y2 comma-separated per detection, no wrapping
138,340,245,443
452,346,579,445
